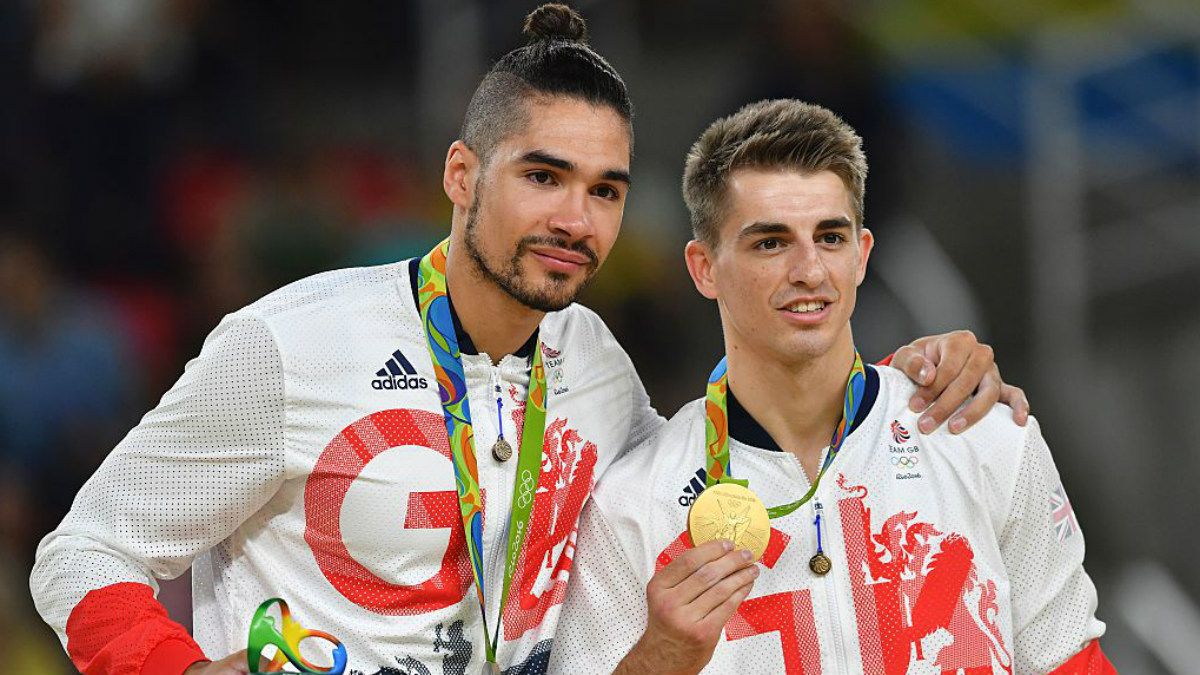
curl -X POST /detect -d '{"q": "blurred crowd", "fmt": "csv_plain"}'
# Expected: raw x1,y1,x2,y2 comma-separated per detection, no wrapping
2,1,1197,672
0,3,451,668
0,4,717,668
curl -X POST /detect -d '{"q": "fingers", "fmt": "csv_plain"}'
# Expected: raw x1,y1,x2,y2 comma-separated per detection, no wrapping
915,339,993,434
188,650,249,675
901,332,970,414
671,547,758,608
651,539,732,589
998,383,1030,426
646,540,757,629
699,578,756,633
637,542,757,674
891,345,935,389
946,364,1002,433
691,559,753,619
224,650,253,674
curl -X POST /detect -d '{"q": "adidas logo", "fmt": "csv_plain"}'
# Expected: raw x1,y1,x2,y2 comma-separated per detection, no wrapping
372,349,429,390
677,467,709,507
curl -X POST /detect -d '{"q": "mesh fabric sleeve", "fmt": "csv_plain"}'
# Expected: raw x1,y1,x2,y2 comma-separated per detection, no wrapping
29,312,288,675
620,353,665,460
548,498,648,674
1000,418,1113,675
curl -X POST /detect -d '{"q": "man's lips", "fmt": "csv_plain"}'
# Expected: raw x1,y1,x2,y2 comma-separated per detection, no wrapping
528,246,593,273
777,298,834,324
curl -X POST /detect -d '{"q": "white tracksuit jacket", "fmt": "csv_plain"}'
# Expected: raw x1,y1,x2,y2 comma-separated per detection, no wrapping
30,258,663,675
550,365,1111,675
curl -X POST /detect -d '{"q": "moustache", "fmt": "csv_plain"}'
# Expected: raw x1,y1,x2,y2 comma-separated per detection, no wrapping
516,236,599,267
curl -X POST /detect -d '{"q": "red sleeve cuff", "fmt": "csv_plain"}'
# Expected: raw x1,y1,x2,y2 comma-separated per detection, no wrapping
144,638,207,675
1048,639,1116,674
66,582,206,675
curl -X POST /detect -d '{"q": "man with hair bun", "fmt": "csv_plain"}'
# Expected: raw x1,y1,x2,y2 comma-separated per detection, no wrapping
31,6,1026,674
551,99,1114,675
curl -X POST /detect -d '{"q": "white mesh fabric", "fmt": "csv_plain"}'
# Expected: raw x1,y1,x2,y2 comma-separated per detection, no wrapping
549,367,1107,674
618,350,664,460
30,311,287,648
1003,419,1105,674
547,499,647,674
31,259,654,674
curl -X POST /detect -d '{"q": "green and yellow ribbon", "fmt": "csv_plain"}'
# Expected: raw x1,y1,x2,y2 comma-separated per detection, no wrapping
416,238,549,665
704,350,866,519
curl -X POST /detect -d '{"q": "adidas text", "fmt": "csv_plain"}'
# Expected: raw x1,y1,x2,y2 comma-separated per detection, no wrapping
372,375,429,390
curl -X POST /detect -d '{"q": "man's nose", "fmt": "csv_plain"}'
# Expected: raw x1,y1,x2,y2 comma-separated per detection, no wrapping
787,242,827,287
547,188,593,241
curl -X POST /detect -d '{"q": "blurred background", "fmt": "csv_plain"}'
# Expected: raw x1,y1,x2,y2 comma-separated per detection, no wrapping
0,0,1197,671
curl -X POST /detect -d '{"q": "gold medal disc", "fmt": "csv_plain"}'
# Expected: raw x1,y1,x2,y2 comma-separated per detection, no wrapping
687,483,771,562
491,438,513,462
809,552,832,576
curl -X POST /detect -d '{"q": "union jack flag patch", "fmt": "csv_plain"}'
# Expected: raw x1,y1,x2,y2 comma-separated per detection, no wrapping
1050,483,1078,542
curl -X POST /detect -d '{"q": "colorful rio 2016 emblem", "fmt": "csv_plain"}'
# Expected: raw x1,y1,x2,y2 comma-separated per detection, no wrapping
247,598,348,675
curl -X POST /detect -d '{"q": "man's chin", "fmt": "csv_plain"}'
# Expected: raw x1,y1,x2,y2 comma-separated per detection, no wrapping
505,279,583,313
524,287,581,312
511,265,590,312
772,334,839,366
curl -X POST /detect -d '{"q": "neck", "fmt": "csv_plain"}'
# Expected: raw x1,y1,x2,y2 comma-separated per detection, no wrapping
724,331,855,480
445,232,543,364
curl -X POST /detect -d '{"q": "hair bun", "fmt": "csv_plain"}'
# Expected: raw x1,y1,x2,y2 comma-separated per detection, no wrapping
523,4,588,44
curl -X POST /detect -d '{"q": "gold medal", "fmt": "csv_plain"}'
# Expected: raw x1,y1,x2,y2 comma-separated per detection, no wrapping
687,483,771,562
809,552,832,575
491,438,513,462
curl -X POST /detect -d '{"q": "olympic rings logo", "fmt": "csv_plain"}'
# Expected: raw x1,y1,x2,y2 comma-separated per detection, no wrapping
516,469,536,508
890,455,920,468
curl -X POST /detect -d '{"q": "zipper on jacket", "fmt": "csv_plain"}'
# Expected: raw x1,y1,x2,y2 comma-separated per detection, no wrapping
490,365,504,452
481,362,506,657
814,496,849,671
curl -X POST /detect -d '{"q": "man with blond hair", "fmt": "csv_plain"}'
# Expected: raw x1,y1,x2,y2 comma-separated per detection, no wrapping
552,99,1113,674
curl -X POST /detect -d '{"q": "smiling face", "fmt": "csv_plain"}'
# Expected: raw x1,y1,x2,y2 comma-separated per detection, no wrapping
449,96,631,312
686,168,873,367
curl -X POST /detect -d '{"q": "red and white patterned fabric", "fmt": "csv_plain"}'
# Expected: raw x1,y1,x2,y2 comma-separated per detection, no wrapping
551,365,1113,675
31,259,662,675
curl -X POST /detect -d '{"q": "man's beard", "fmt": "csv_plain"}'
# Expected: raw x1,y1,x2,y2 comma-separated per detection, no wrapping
462,195,600,313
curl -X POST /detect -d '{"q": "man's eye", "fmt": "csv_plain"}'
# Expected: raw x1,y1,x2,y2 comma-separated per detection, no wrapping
821,233,846,244
528,171,554,185
593,185,619,200
757,238,781,251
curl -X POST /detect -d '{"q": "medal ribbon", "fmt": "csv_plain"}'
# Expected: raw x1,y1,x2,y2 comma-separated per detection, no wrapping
417,238,548,665
703,350,866,519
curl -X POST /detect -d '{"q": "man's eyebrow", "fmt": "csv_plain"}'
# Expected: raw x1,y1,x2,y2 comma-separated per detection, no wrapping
737,217,854,239
519,150,632,186
519,150,574,171
737,221,791,238
602,168,632,186
815,217,854,230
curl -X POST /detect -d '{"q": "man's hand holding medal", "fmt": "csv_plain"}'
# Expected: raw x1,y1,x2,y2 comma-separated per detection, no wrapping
614,539,759,675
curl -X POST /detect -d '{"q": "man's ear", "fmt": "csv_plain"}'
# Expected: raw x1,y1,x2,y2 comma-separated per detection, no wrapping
684,239,719,300
443,140,479,211
855,227,874,286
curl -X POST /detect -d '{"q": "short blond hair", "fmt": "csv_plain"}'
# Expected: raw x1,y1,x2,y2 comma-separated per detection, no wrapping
683,99,867,244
